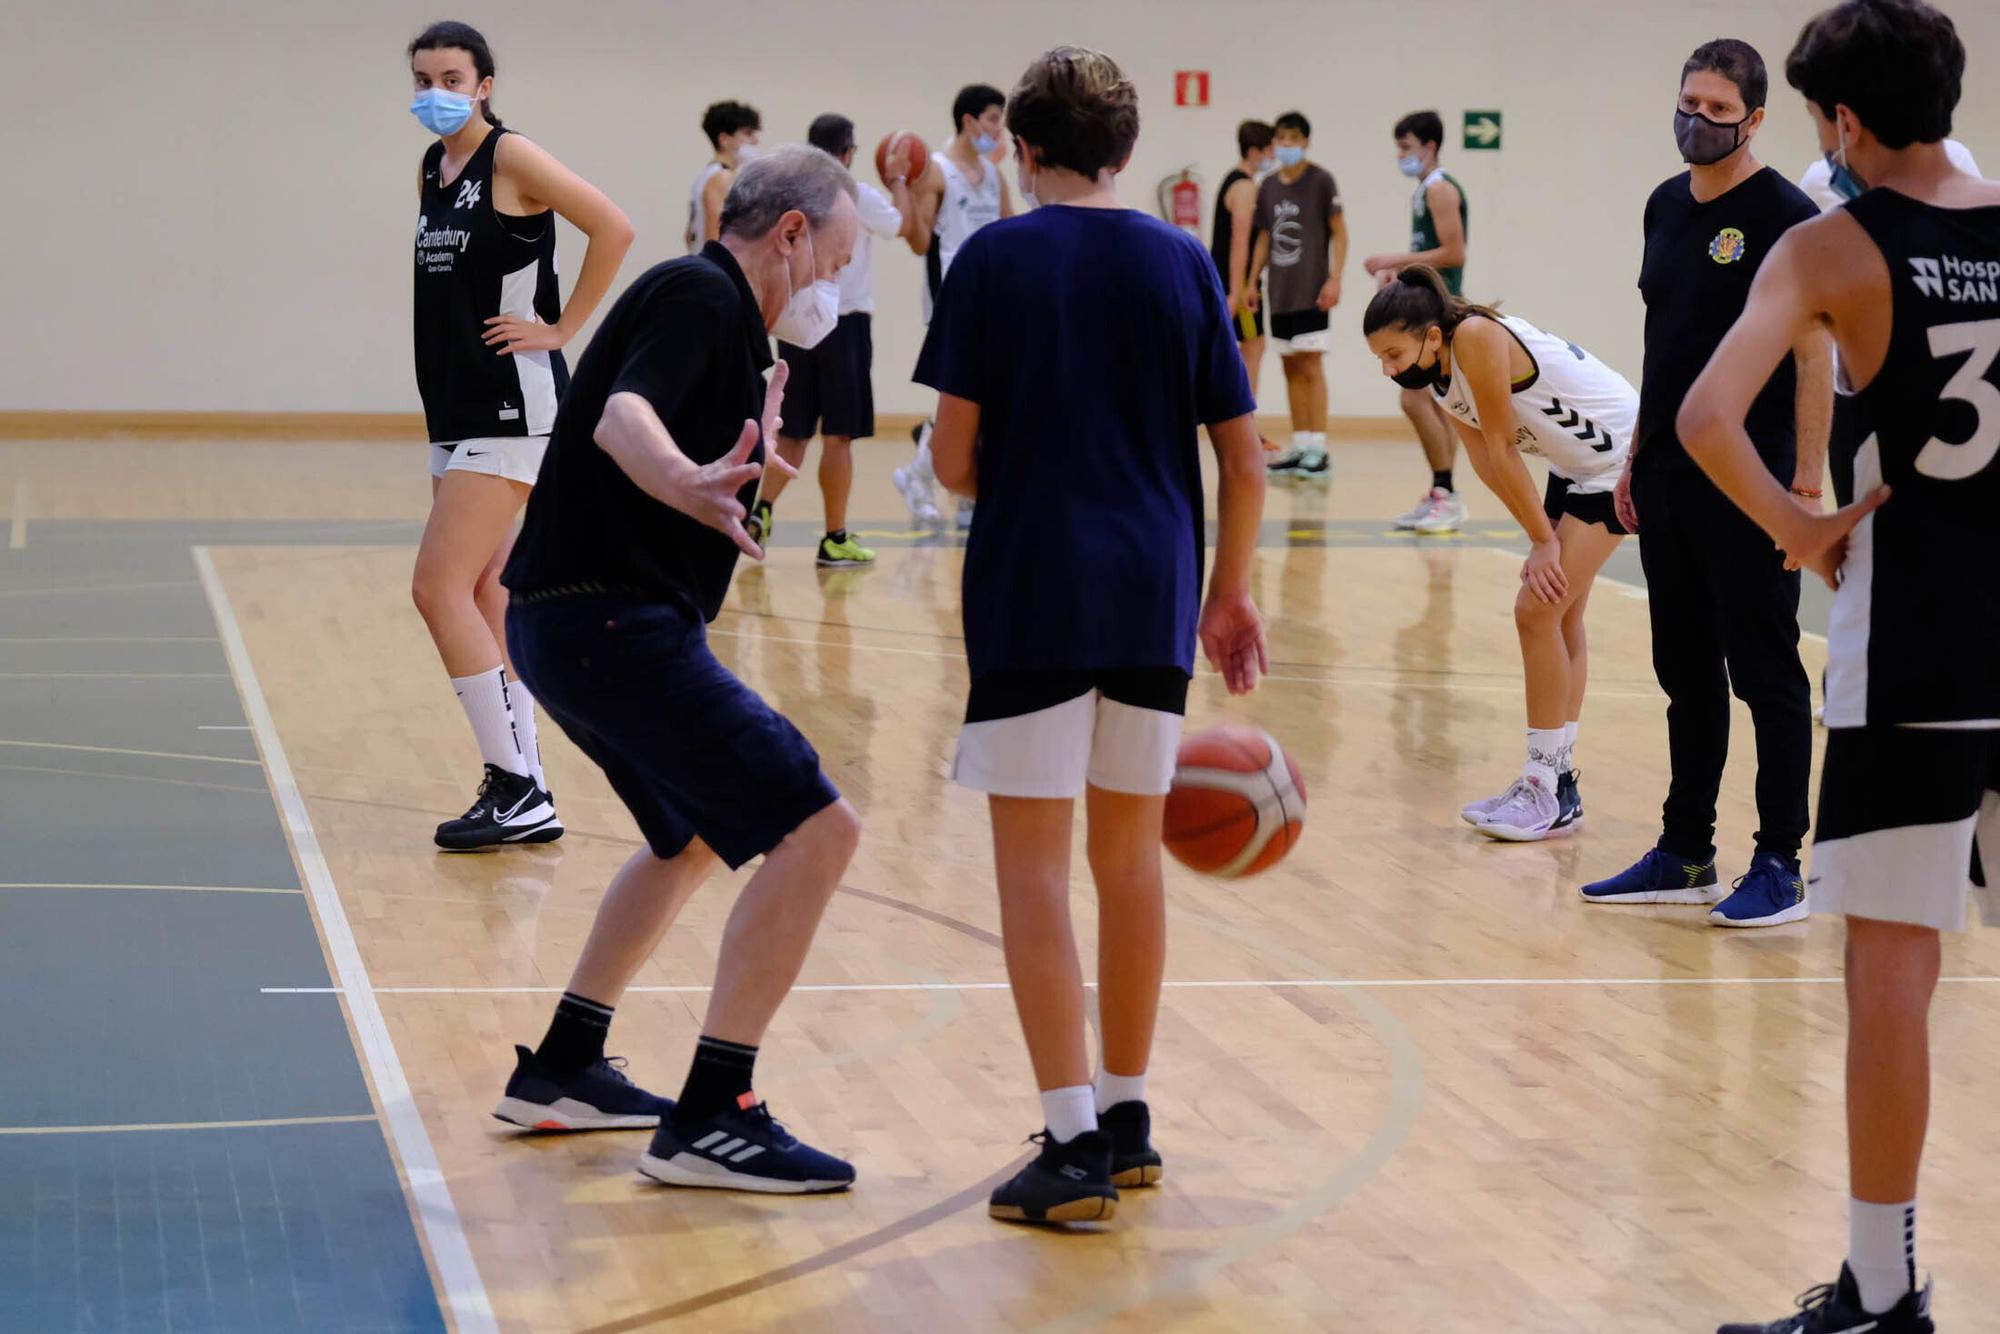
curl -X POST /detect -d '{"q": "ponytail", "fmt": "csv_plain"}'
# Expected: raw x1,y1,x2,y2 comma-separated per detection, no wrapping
1361,263,1499,339
408,20,503,128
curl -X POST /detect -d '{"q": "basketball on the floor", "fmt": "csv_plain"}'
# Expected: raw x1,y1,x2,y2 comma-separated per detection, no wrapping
1163,724,1306,877
874,130,929,186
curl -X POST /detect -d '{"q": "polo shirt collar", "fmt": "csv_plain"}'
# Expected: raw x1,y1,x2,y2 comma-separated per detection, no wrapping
702,240,776,373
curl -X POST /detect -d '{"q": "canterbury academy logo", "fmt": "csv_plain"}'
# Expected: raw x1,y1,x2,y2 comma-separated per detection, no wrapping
1708,228,1747,264
1910,255,2000,302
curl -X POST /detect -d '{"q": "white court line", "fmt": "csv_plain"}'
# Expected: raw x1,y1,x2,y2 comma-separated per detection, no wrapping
0,636,222,644
0,738,260,766
262,975,2000,996
3,882,300,895
0,1113,377,1137
8,480,25,550
199,724,254,731
194,547,496,1334
0,672,230,680
0,578,200,600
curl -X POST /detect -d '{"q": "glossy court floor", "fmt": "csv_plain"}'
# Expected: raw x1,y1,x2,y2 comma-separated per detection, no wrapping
2,435,1995,1333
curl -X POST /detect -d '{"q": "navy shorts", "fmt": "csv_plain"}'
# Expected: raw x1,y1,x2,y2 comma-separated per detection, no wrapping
778,312,875,441
506,594,840,869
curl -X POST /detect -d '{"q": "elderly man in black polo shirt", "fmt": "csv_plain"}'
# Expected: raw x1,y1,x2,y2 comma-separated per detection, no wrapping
1582,39,1832,926
488,146,866,1194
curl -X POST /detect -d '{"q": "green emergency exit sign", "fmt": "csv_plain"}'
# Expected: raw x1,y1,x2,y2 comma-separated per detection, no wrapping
1464,110,1502,151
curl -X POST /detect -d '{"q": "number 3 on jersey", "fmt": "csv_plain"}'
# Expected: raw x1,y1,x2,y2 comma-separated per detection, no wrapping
1919,317,2000,480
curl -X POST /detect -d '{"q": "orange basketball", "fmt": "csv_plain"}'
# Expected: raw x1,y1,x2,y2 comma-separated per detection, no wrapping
874,130,929,187
1163,724,1307,877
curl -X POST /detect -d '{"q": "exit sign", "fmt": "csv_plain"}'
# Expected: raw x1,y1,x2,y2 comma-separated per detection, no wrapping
1174,70,1210,107
1463,110,1502,151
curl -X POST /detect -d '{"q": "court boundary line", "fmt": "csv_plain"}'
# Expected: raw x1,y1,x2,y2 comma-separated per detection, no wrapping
0,1113,377,1136
194,546,495,1334
261,975,2000,996
3,882,301,895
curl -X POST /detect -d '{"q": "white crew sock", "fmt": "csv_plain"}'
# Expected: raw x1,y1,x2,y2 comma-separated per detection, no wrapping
1848,1197,1916,1314
1094,1070,1147,1114
504,673,545,789
1040,1085,1098,1144
1563,721,1579,774
451,668,529,778
1524,727,1564,790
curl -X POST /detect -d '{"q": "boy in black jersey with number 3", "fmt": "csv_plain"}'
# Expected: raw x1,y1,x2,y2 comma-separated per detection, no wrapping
1678,3,1999,1329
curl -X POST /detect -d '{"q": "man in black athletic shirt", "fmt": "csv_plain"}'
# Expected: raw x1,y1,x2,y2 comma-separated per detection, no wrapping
1583,38,1834,928
1681,7,1997,1328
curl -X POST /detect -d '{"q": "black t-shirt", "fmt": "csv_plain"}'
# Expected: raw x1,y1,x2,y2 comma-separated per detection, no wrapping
503,243,771,618
1636,166,1820,476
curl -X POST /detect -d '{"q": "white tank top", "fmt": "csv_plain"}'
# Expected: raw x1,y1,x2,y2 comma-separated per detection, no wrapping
687,161,727,253
923,152,1005,321
1433,313,1637,492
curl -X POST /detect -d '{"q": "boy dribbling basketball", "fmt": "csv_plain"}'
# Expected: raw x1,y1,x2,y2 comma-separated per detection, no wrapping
916,45,1269,1224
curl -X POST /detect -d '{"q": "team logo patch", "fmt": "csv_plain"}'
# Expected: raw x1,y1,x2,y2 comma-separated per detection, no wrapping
1708,227,1747,264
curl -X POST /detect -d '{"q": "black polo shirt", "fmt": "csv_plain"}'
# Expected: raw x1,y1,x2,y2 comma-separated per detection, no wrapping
1635,166,1820,477
504,242,772,619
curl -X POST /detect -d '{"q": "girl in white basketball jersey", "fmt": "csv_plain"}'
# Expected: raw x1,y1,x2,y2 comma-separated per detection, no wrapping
1364,265,1638,841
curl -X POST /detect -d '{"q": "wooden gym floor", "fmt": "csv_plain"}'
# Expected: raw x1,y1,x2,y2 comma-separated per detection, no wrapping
2,434,1995,1332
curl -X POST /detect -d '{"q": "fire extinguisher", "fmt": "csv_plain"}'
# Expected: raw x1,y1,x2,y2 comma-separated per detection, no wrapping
1158,167,1204,238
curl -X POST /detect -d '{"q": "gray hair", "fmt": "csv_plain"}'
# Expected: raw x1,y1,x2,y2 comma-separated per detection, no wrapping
719,144,858,240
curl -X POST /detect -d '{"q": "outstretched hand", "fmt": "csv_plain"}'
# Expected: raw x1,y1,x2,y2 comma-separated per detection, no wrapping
668,362,796,559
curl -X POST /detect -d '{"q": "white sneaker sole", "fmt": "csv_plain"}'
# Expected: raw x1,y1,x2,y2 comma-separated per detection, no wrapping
1579,885,1725,905
1707,901,1811,928
1476,817,1573,843
492,1096,658,1132
1413,516,1464,534
637,1150,850,1194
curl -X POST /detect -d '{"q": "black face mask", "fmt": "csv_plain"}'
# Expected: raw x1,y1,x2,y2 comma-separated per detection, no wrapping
1390,342,1442,390
1674,108,1749,166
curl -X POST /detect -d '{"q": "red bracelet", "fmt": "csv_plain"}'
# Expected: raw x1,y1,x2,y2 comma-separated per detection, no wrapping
1791,487,1824,499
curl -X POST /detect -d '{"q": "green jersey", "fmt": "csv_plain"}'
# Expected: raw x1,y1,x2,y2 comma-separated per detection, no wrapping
1411,168,1467,295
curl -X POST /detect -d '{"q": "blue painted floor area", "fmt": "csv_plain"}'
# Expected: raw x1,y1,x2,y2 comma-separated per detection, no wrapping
0,523,444,1334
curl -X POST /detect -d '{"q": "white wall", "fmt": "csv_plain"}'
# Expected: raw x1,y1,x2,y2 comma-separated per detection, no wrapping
3,0,1995,419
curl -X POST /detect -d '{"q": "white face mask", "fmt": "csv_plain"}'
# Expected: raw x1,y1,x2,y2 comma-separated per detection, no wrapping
734,140,761,163
771,228,839,348
1016,152,1039,208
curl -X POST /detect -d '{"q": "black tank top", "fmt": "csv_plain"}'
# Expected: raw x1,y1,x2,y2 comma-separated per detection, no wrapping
413,127,569,443
1830,188,2000,725
1210,168,1259,286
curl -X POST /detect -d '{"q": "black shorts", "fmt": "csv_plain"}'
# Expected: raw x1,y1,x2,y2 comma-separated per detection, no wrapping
1543,472,1630,536
1268,308,1330,343
1812,726,1998,931
506,595,841,869
778,313,874,441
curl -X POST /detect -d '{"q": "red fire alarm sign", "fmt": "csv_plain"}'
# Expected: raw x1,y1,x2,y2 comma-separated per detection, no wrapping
1174,71,1210,107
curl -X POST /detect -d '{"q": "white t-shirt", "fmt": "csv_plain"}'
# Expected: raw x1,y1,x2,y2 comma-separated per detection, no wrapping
838,181,904,316
1797,138,1981,212
686,160,728,253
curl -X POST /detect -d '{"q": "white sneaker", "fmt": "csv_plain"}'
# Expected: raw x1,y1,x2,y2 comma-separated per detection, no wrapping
1412,488,1466,534
1460,785,1514,826
1393,491,1435,530
892,463,942,527
1475,775,1566,842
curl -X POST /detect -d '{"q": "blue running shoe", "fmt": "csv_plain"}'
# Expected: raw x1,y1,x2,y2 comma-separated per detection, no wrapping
491,1045,672,1131
1717,1262,1932,1333
1710,851,1810,928
1558,770,1584,828
638,1096,855,1194
989,1129,1118,1224
1579,847,1721,905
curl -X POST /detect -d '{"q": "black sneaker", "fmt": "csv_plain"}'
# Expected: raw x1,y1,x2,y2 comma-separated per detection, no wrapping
1100,1101,1163,1188
1554,769,1584,832
434,764,562,852
988,1129,1118,1224
638,1097,855,1194
1719,1263,1933,1333
491,1045,672,1131
746,498,773,549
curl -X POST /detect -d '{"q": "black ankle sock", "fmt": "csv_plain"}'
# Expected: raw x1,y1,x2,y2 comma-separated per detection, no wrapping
535,992,613,1076
672,1035,759,1125
1432,469,1454,493
826,528,847,544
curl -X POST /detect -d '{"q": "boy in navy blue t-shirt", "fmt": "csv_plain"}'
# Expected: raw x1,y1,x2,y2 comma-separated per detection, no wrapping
915,45,1270,1224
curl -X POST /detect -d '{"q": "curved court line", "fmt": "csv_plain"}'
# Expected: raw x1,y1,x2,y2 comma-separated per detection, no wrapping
0,761,268,795
3,882,299,895
0,671,230,680
0,1113,376,1136
0,578,200,599
195,548,495,1334
0,738,260,766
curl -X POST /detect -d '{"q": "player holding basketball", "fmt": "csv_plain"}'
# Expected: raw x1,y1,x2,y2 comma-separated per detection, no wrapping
407,21,634,851
896,83,1015,530
686,100,761,253
1248,111,1346,478
1364,266,1636,841
917,46,1268,1224
1679,4,1996,1329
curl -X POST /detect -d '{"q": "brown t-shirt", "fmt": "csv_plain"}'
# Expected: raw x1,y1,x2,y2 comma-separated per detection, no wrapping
1254,163,1342,315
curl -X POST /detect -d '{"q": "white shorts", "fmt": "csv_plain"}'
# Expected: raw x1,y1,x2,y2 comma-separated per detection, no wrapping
953,669,1189,799
1810,726,1999,932
428,436,548,487
1270,328,1331,357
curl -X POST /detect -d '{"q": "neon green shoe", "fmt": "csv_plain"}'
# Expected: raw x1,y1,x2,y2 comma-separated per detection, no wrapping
815,532,876,567
747,499,773,549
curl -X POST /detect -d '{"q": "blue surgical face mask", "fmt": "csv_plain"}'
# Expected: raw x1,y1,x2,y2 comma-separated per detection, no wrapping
1397,153,1425,178
410,88,476,137
1826,123,1867,199
1274,145,1305,168
972,132,998,155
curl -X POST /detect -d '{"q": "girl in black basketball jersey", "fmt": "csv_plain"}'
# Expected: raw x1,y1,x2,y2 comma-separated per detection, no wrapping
407,21,633,850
